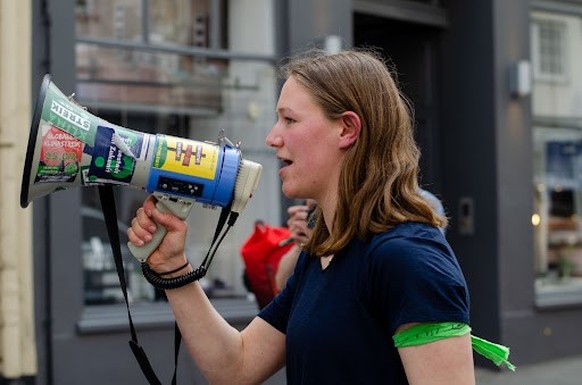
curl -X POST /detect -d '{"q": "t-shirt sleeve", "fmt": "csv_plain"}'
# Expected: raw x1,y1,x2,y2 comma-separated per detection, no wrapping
368,234,470,334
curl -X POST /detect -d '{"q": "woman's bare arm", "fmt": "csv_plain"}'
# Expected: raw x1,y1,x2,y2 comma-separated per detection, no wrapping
128,197,286,384
397,323,475,385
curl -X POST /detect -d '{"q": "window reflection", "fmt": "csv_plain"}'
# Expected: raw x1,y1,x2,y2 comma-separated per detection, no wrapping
75,0,277,306
534,131,582,284
75,0,227,115
75,44,225,116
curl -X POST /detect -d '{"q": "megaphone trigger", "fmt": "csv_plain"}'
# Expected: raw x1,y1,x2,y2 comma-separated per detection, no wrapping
127,192,194,263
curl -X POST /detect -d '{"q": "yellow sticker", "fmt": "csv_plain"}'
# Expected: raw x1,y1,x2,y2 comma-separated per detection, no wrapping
153,135,219,180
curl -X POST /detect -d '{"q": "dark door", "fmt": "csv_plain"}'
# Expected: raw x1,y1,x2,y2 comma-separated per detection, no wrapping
354,14,443,193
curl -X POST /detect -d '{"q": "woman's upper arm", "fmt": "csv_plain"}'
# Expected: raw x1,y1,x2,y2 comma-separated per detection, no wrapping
238,316,286,384
397,331,475,385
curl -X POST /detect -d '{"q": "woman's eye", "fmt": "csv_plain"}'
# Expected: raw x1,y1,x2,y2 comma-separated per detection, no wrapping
284,117,295,124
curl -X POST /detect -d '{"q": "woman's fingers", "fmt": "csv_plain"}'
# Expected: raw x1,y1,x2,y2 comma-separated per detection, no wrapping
126,195,190,271
126,208,153,245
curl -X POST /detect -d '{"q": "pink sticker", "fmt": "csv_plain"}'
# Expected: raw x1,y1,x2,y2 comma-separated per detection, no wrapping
35,125,83,183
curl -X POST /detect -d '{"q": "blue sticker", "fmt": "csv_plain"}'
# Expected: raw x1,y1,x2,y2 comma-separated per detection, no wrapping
86,126,137,185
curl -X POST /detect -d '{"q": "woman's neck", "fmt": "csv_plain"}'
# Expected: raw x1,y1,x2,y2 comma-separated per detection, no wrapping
316,191,337,234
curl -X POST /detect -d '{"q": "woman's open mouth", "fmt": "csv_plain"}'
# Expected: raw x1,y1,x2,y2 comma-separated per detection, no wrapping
278,158,293,176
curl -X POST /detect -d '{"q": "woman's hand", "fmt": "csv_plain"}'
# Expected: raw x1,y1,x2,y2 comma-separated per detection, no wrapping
127,195,189,273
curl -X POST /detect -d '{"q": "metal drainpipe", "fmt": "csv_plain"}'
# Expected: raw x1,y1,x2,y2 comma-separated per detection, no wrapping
40,1,53,384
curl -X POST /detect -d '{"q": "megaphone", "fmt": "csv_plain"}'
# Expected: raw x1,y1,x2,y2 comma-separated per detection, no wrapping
21,74,263,262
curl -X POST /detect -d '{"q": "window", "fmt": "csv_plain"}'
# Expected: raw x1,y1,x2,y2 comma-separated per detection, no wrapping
531,11,582,307
533,127,582,306
74,0,279,306
531,17,568,82
75,0,228,116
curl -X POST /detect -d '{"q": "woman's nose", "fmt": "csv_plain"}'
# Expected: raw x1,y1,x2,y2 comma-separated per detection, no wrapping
265,127,282,148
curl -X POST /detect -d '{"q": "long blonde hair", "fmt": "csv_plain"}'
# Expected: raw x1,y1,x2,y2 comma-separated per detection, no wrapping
280,48,447,257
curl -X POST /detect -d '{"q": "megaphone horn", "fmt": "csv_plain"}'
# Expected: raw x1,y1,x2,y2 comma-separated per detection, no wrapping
21,74,263,261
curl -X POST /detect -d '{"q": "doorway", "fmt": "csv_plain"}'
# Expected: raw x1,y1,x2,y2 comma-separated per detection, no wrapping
354,13,443,193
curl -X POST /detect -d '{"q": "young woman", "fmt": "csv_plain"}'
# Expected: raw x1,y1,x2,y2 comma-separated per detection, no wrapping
128,48,476,384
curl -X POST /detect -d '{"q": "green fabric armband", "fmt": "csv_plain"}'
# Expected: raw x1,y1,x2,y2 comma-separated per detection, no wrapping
393,322,516,372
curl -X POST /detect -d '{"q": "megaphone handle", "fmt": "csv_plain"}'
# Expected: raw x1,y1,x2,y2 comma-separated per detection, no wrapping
128,193,194,263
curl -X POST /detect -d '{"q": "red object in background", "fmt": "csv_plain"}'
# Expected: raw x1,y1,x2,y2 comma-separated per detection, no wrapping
240,222,294,309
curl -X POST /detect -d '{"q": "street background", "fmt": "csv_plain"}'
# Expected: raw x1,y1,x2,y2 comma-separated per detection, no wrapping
476,354,582,385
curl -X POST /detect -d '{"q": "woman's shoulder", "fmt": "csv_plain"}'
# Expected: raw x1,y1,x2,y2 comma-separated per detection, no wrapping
366,222,453,268
370,222,444,247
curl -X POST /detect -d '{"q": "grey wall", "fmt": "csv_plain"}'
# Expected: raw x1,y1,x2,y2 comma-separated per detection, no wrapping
286,0,353,53
492,0,537,357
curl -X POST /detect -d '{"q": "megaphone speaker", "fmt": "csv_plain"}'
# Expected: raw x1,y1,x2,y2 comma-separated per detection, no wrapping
21,74,262,261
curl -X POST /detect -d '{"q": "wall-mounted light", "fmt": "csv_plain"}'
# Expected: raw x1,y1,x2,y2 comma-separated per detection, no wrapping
509,60,531,98
324,35,342,54
315,35,343,54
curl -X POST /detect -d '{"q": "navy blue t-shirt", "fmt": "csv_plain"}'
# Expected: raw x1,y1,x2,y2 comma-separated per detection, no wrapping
259,222,470,385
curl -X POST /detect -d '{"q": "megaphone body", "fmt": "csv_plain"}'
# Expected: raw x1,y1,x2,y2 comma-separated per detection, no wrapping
21,74,262,261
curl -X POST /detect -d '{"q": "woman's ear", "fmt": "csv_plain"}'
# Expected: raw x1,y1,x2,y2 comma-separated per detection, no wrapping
338,111,361,149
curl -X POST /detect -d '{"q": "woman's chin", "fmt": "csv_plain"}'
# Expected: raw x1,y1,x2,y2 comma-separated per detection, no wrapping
281,184,300,200
282,190,298,199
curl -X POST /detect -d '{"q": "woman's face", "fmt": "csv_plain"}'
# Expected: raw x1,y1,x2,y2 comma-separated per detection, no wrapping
266,76,345,202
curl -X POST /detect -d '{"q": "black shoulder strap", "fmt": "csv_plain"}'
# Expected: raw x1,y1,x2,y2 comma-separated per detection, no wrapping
97,185,233,384
98,185,164,385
